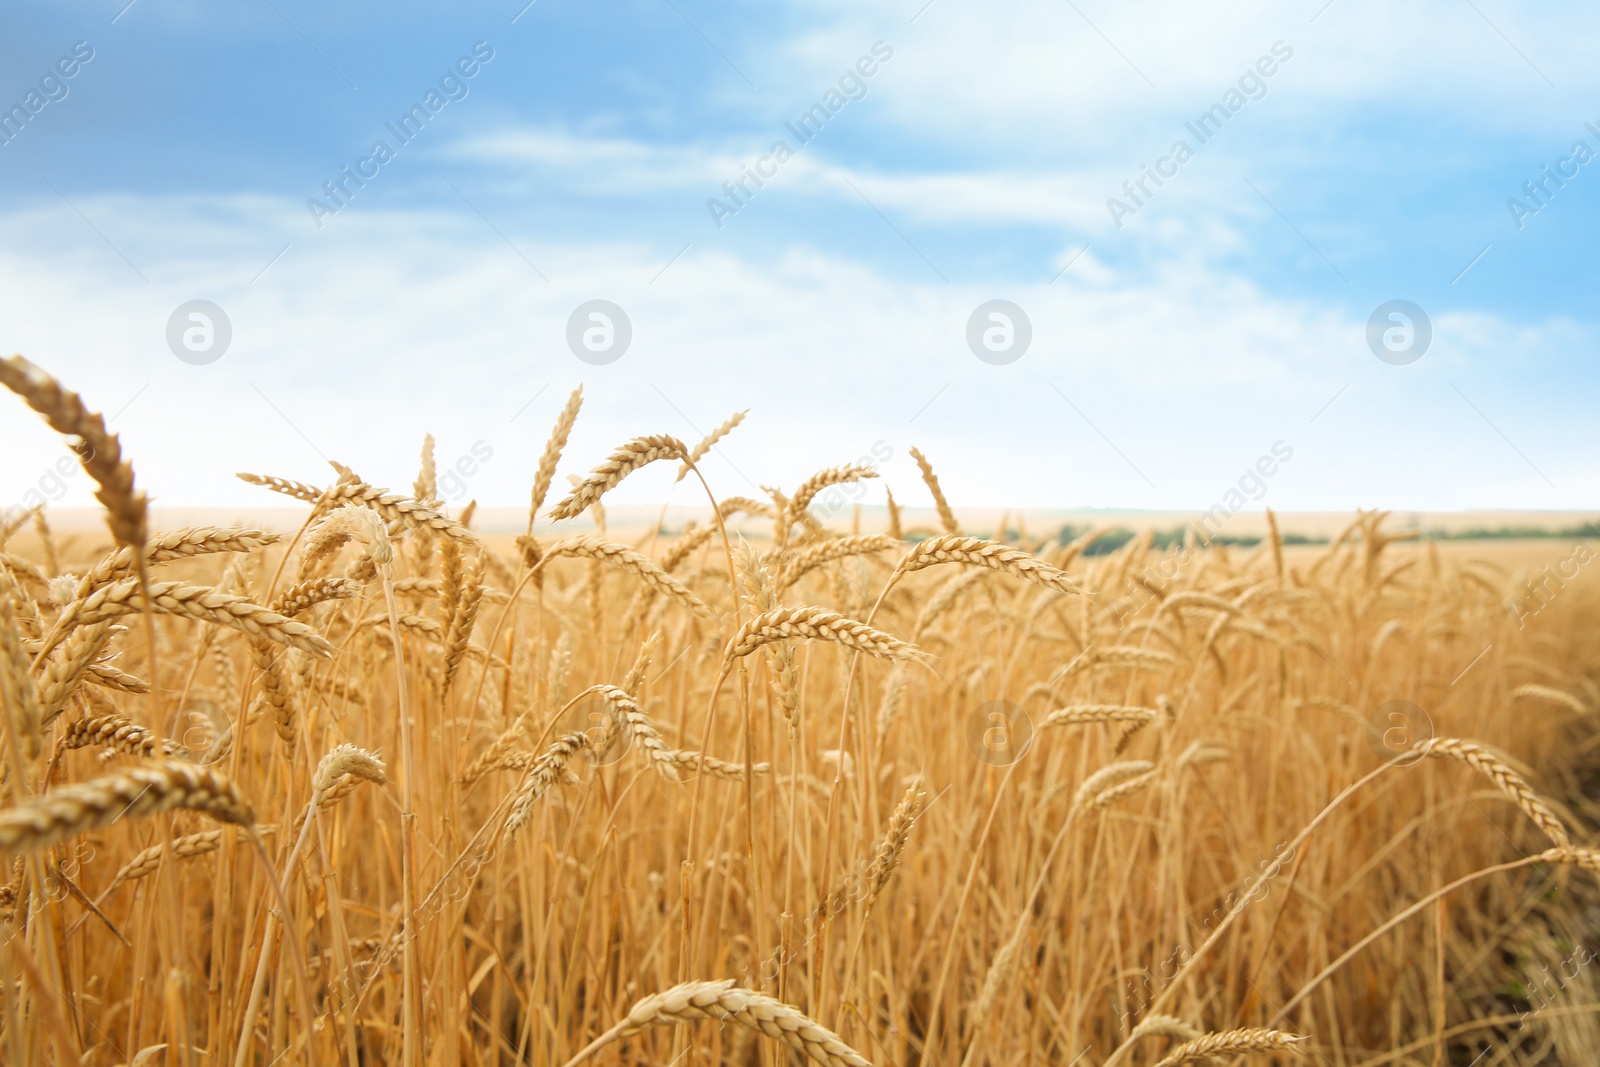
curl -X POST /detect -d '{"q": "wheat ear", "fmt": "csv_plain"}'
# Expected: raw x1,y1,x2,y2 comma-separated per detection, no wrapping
864,785,926,910
1510,683,1587,714
677,409,746,481
72,578,333,656
1151,1028,1305,1067
0,594,42,759
271,576,359,617
540,536,713,619
549,434,688,521
531,385,584,527
505,731,593,836
1043,705,1159,729
575,684,678,781
0,762,252,853
0,355,146,551
890,536,1081,598
1420,737,1570,846
908,446,958,535
563,979,870,1067
61,712,179,759
726,606,923,664
775,534,898,591
321,479,474,542
1071,761,1155,813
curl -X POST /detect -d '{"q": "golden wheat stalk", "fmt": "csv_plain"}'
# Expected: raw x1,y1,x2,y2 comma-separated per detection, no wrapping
271,576,360,617
0,593,42,759
576,683,679,781
719,496,776,522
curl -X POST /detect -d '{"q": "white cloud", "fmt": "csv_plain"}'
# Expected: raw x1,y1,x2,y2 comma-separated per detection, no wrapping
0,192,1590,516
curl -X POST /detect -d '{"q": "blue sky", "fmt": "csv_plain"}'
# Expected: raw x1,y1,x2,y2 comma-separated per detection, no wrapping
1,0,1597,515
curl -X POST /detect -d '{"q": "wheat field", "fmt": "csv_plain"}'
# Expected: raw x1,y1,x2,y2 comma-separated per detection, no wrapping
0,354,1597,1066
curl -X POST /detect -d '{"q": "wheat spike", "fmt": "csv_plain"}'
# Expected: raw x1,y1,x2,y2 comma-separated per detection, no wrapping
271,576,359,617
571,979,870,1067
313,743,387,799
1151,1027,1305,1067
1511,683,1587,714
890,535,1081,599
0,355,146,551
1071,761,1155,812
0,594,42,759
1421,737,1569,846
908,446,958,535
506,731,593,836
578,683,679,782
677,409,746,480
549,434,688,521
61,712,179,759
727,606,923,663
542,536,713,619
531,386,584,525
1043,705,1159,729
775,534,898,591
0,762,252,853
71,578,332,656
